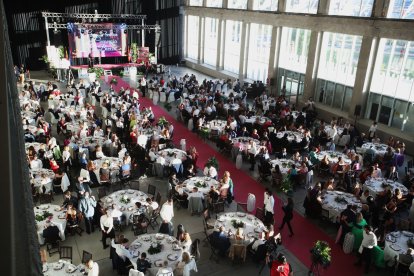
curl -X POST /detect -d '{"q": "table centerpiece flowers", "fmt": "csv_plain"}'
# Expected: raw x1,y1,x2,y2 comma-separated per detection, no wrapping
148,242,162,255
35,210,53,222
120,195,130,204
231,219,245,229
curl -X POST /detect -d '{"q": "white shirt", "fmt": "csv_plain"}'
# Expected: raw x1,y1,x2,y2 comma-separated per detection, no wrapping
160,202,174,222
149,151,157,162
264,193,275,214
111,239,132,261
62,150,71,162
137,134,148,148
100,214,113,232
30,159,43,170
204,166,217,178
328,127,337,140
151,201,159,210
252,239,265,251
372,168,382,178
171,158,182,165
111,208,123,219
156,156,166,166
360,230,377,251
87,262,99,276
94,129,104,138
96,151,105,159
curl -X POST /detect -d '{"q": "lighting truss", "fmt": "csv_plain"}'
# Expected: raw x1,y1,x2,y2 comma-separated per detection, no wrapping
41,12,146,20
58,23,160,30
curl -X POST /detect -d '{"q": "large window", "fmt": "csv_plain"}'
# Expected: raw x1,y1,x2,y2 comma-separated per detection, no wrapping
189,0,203,6
366,38,414,132
228,0,248,9
286,0,318,13
316,32,362,110
224,20,242,74
204,17,219,67
387,0,414,19
246,23,272,82
329,0,373,16
253,0,278,11
187,15,200,60
279,27,311,73
206,0,223,7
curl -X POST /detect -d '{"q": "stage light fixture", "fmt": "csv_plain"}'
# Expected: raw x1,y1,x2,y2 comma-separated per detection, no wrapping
123,30,127,34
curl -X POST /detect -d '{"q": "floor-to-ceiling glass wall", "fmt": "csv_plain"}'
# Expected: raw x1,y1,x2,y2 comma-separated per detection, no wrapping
328,0,374,16
206,0,223,7
246,23,272,82
285,0,318,13
315,32,362,111
204,17,219,67
278,27,311,103
366,38,414,134
223,20,242,74
228,0,248,9
187,15,200,60
387,0,414,19
253,0,278,11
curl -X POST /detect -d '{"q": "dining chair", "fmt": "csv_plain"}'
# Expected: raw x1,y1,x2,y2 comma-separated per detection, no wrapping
111,181,122,192
130,180,140,191
149,208,160,230
59,246,73,263
81,250,92,264
97,187,107,199
255,207,265,222
321,208,330,222
213,200,225,214
237,202,248,213
147,184,156,196
155,191,162,206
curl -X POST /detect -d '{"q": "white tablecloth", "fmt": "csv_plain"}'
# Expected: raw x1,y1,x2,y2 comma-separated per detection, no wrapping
26,142,47,152
206,119,227,133
102,189,149,224
182,176,219,195
231,137,260,151
42,260,85,276
363,178,408,198
276,131,304,142
223,103,239,111
245,116,269,125
316,151,351,165
324,125,344,136
384,231,414,264
156,148,187,166
321,191,361,223
214,212,267,243
361,143,390,156
34,204,67,245
128,234,183,275
269,159,299,175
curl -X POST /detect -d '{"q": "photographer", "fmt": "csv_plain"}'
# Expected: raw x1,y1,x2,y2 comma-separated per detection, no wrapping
269,253,292,276
252,233,282,269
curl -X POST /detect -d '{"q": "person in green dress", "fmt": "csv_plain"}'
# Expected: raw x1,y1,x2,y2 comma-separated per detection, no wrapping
352,212,368,251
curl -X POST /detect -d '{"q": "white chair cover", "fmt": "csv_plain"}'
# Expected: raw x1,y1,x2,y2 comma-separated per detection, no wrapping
160,92,166,102
180,139,186,151
247,193,256,213
187,119,193,131
236,154,243,169
129,269,144,276
168,92,176,103
61,173,70,192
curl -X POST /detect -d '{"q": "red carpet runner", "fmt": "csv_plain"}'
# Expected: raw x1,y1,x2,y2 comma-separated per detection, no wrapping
105,76,363,275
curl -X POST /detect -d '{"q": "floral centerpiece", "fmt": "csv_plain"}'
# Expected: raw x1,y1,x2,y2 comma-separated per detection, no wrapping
195,181,207,188
231,219,244,229
35,211,53,222
381,182,391,189
148,242,162,255
310,240,331,268
205,156,219,171
158,116,169,127
167,151,175,157
110,77,118,85
334,196,348,204
120,195,130,204
280,175,293,195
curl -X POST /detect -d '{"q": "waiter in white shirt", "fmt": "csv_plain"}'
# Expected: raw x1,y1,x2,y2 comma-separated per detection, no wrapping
355,225,377,274
100,208,115,249
263,188,275,226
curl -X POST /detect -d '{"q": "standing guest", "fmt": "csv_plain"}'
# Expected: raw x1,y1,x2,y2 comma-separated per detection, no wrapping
159,198,174,235
78,191,97,234
368,121,377,142
269,253,291,276
100,208,115,249
279,197,294,237
339,205,357,244
355,225,377,274
264,188,275,226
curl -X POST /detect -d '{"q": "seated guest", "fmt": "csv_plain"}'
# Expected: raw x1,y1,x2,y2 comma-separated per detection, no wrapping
339,205,357,244
156,261,173,276
111,237,132,263
372,163,382,178
136,252,151,274
359,190,370,204
168,172,180,191
209,226,231,256
248,232,266,262
179,232,193,251
183,163,196,179
61,191,78,209
399,248,414,266
43,222,61,242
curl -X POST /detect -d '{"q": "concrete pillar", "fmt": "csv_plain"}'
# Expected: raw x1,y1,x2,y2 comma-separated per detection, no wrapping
267,26,279,96
184,15,189,58
372,0,389,17
202,0,207,7
223,0,228,9
303,30,322,102
219,19,226,69
348,36,377,119
247,0,254,10
239,21,248,84
278,0,287,12
317,0,331,15
198,16,205,63
215,19,223,69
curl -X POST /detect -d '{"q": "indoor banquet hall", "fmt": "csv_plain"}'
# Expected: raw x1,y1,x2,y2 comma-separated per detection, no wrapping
2,0,414,276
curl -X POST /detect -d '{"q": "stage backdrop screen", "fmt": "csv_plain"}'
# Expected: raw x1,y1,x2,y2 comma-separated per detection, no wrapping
67,23,127,58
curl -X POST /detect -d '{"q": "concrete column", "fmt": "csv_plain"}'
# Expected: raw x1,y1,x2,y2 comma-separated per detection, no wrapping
278,0,287,12
198,16,205,63
303,30,322,102
185,15,189,58
247,0,254,10
372,0,389,17
202,0,207,7
215,19,223,69
239,21,248,84
267,26,278,96
223,0,228,9
348,36,377,119
219,19,226,69
317,0,331,15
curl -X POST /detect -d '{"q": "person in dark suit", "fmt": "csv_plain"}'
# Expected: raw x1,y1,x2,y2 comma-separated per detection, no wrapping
279,197,294,237
43,223,61,242
209,226,231,256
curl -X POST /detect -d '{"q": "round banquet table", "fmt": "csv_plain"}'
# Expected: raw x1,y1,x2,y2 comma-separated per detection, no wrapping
231,137,260,151
156,148,187,166
361,142,390,156
245,116,269,125
316,150,352,165
223,103,239,111
321,191,361,223
276,131,304,143
42,260,86,276
101,189,150,225
324,125,344,136
269,158,300,175
93,157,122,183
34,204,67,245
363,177,408,198
207,119,227,133
128,233,183,275
290,111,306,120
182,176,220,195
26,142,47,152
31,168,56,179
384,231,414,265
214,212,267,243
77,136,106,148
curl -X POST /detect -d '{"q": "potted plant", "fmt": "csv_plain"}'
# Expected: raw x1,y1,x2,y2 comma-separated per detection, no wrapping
310,240,331,269
110,77,118,85
158,116,168,127
280,175,293,196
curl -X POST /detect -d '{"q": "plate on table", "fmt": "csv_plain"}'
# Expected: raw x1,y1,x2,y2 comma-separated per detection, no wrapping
132,242,142,248
128,207,134,211
155,234,165,240
247,215,255,221
141,235,151,242
390,244,402,252
390,232,401,238
130,250,140,258
58,214,66,219
127,190,135,194
54,207,61,212
53,262,64,270
106,198,113,203
173,244,181,251
65,264,77,273
385,235,396,243
167,237,175,243
119,190,126,195
217,217,225,222
237,212,246,217
167,254,178,261
155,259,164,267
120,207,126,211
228,213,235,217
254,227,262,233
40,205,49,210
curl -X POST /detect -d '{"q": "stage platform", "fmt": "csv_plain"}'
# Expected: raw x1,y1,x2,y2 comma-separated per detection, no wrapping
70,63,144,70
